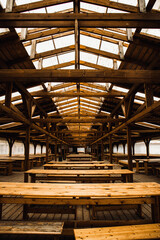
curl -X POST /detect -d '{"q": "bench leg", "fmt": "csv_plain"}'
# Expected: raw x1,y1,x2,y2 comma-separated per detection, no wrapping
23,204,29,220
136,204,143,218
0,196,2,220
152,196,160,223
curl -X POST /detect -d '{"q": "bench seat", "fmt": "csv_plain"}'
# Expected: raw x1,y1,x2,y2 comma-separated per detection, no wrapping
74,223,160,240
0,221,64,237
0,165,8,175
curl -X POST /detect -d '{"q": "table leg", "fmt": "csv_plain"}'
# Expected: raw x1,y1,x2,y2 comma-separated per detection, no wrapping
144,161,148,175
136,161,139,173
0,195,2,220
24,173,28,183
151,196,160,223
23,204,29,220
31,174,36,183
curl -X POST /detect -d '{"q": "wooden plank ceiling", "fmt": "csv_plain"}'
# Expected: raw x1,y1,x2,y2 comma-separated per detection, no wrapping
0,0,160,146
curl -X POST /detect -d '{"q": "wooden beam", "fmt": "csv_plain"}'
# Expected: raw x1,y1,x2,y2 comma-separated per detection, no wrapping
31,91,125,97
0,69,160,84
0,13,159,28
91,100,160,144
82,0,158,13
0,102,68,145
33,118,124,123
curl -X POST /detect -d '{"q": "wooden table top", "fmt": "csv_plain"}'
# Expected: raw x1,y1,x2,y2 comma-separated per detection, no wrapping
48,161,105,164
74,224,160,240
135,159,160,162
0,221,64,235
0,182,159,198
0,159,15,163
25,169,133,175
44,163,115,167
67,154,91,158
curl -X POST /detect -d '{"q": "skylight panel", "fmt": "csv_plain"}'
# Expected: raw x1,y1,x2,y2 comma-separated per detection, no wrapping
15,0,41,5
0,28,9,34
80,35,100,49
107,8,127,13
47,2,73,13
80,65,94,69
25,45,31,56
80,2,106,13
60,65,75,69
100,41,118,54
111,0,137,6
141,29,160,38
43,56,58,68
80,52,97,64
98,56,113,68
33,61,39,68
36,40,54,53
54,35,75,49
29,8,46,13
58,52,75,64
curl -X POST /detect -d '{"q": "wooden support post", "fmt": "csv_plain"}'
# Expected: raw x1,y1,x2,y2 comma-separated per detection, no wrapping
46,135,49,164
101,140,104,161
123,143,126,154
24,126,30,174
33,143,37,155
126,28,133,41
38,58,43,69
144,84,154,107
109,135,113,164
5,82,13,108
144,138,150,159
5,0,15,12
138,0,146,12
55,141,57,161
41,143,43,154
118,41,124,60
127,125,133,182
30,40,36,59
132,141,135,156
7,138,15,157
20,28,27,40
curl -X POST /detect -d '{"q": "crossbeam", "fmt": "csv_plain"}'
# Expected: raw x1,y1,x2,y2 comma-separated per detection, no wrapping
0,69,159,84
0,13,159,28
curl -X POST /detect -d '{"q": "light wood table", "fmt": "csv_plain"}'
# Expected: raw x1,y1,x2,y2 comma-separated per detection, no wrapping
24,169,134,183
135,159,160,175
0,182,159,223
0,159,15,175
74,223,160,240
0,221,63,239
48,161,105,164
44,163,115,170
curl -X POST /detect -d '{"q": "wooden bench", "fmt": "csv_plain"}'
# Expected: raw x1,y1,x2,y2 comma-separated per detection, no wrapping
24,169,134,183
156,167,160,177
0,182,160,224
74,223,160,240
0,221,64,239
0,165,8,175
43,163,115,170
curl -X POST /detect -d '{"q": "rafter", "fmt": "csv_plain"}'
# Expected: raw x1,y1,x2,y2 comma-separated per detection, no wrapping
0,69,160,85
0,13,159,28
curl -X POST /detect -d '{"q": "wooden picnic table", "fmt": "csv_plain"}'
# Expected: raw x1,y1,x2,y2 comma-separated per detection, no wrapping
74,223,160,240
0,159,15,175
135,159,160,175
24,169,134,183
66,154,92,161
0,182,159,223
44,163,115,170
48,161,105,164
0,221,64,238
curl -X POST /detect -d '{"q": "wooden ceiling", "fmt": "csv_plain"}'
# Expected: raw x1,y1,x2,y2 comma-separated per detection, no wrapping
0,0,160,147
